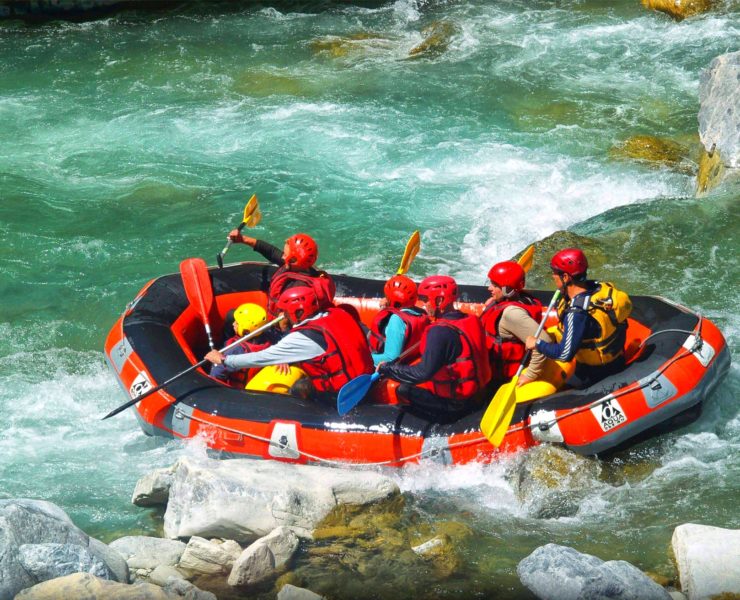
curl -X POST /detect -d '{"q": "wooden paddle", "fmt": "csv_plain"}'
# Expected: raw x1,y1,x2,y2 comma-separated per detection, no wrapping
180,257,216,349
480,289,560,447
217,194,261,268
337,341,421,416
397,230,420,275
101,316,284,420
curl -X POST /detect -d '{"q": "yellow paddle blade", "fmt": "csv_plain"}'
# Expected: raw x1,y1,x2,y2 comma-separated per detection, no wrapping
247,207,262,228
242,194,259,225
397,230,421,275
480,376,518,448
517,245,535,273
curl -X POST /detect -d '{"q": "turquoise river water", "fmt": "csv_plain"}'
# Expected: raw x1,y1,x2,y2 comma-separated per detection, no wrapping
0,1,738,598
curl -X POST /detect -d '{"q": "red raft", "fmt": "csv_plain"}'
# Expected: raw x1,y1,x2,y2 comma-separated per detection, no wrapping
104,262,730,466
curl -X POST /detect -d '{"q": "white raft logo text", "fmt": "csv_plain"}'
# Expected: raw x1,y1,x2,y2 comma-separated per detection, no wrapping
129,372,152,399
591,398,626,432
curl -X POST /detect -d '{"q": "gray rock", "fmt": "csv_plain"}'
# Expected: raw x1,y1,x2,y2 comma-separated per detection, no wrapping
109,536,187,570
227,526,299,587
0,499,127,600
277,584,326,600
699,51,740,168
162,578,217,600
177,536,241,575
148,564,186,586
163,456,398,541
517,543,671,600
671,523,740,599
17,543,114,582
133,467,175,507
14,572,177,599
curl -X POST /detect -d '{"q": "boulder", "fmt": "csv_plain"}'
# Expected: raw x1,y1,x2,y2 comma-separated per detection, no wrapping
17,543,114,582
228,526,299,587
698,51,739,177
162,578,217,600
641,0,716,20
14,572,176,600
177,536,241,575
409,20,459,57
161,456,398,541
0,499,127,600
517,543,671,600
132,466,174,507
671,523,740,599
278,584,326,600
109,536,187,571
609,135,693,174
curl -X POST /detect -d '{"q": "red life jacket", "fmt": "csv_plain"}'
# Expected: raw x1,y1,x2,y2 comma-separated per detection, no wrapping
222,336,272,387
368,307,429,359
480,295,542,380
268,266,336,317
419,313,491,400
292,307,373,393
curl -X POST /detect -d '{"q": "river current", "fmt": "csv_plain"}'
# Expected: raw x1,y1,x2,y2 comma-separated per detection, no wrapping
0,1,738,598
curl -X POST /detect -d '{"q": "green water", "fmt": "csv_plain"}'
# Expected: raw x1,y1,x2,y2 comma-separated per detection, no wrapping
0,1,738,597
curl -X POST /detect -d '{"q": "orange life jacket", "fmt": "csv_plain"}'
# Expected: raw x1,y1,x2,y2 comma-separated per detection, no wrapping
292,308,373,393
481,295,542,380
419,313,491,400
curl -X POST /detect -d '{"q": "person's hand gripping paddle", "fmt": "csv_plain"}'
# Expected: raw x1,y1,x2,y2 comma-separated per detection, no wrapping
217,194,261,268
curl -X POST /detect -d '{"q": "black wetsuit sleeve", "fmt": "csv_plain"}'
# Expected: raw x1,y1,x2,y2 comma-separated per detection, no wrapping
253,240,284,266
382,325,461,385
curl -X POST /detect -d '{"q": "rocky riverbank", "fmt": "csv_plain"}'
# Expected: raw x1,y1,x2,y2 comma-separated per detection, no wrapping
2,453,739,600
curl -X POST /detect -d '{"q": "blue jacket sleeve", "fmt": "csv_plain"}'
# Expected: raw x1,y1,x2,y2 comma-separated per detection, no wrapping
371,314,407,366
536,308,588,362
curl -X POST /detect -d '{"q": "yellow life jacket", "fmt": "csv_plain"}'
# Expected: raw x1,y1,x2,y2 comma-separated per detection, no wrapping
557,282,632,367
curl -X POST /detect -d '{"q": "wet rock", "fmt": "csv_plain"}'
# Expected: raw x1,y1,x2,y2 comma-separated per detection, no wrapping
0,499,128,600
510,445,601,519
162,456,398,541
640,0,716,20
278,583,326,600
177,537,241,575
311,33,393,58
14,572,175,600
228,526,299,587
232,71,308,98
409,20,459,57
109,536,186,571
610,135,694,174
133,466,174,507
671,523,740,599
697,51,739,194
411,534,461,579
518,543,671,600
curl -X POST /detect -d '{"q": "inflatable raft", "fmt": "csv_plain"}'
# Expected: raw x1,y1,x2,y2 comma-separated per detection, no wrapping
104,262,730,466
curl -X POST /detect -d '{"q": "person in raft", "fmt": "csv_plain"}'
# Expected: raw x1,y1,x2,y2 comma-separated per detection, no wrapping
209,303,271,387
205,286,373,398
377,275,491,422
368,275,429,366
226,230,335,319
525,248,632,389
480,260,553,387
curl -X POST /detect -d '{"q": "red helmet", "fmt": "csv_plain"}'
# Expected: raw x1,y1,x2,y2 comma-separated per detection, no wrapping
276,286,319,323
418,275,457,313
550,248,588,279
488,261,525,294
285,233,318,271
384,275,417,309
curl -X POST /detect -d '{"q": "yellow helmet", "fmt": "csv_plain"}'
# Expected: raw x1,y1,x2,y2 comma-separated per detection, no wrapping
233,303,267,336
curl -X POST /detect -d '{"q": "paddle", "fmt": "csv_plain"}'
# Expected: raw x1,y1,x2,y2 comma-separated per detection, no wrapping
397,230,420,275
480,289,560,447
217,194,261,268
517,244,535,274
337,341,421,416
101,315,284,420
180,257,216,350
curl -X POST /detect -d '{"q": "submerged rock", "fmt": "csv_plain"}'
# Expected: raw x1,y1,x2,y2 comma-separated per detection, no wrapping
641,0,716,20
518,543,671,600
671,523,740,599
697,51,740,195
610,135,694,174
311,33,393,58
409,20,459,58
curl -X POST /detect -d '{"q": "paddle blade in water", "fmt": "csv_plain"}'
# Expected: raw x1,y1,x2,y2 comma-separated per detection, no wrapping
480,378,518,447
337,372,380,416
